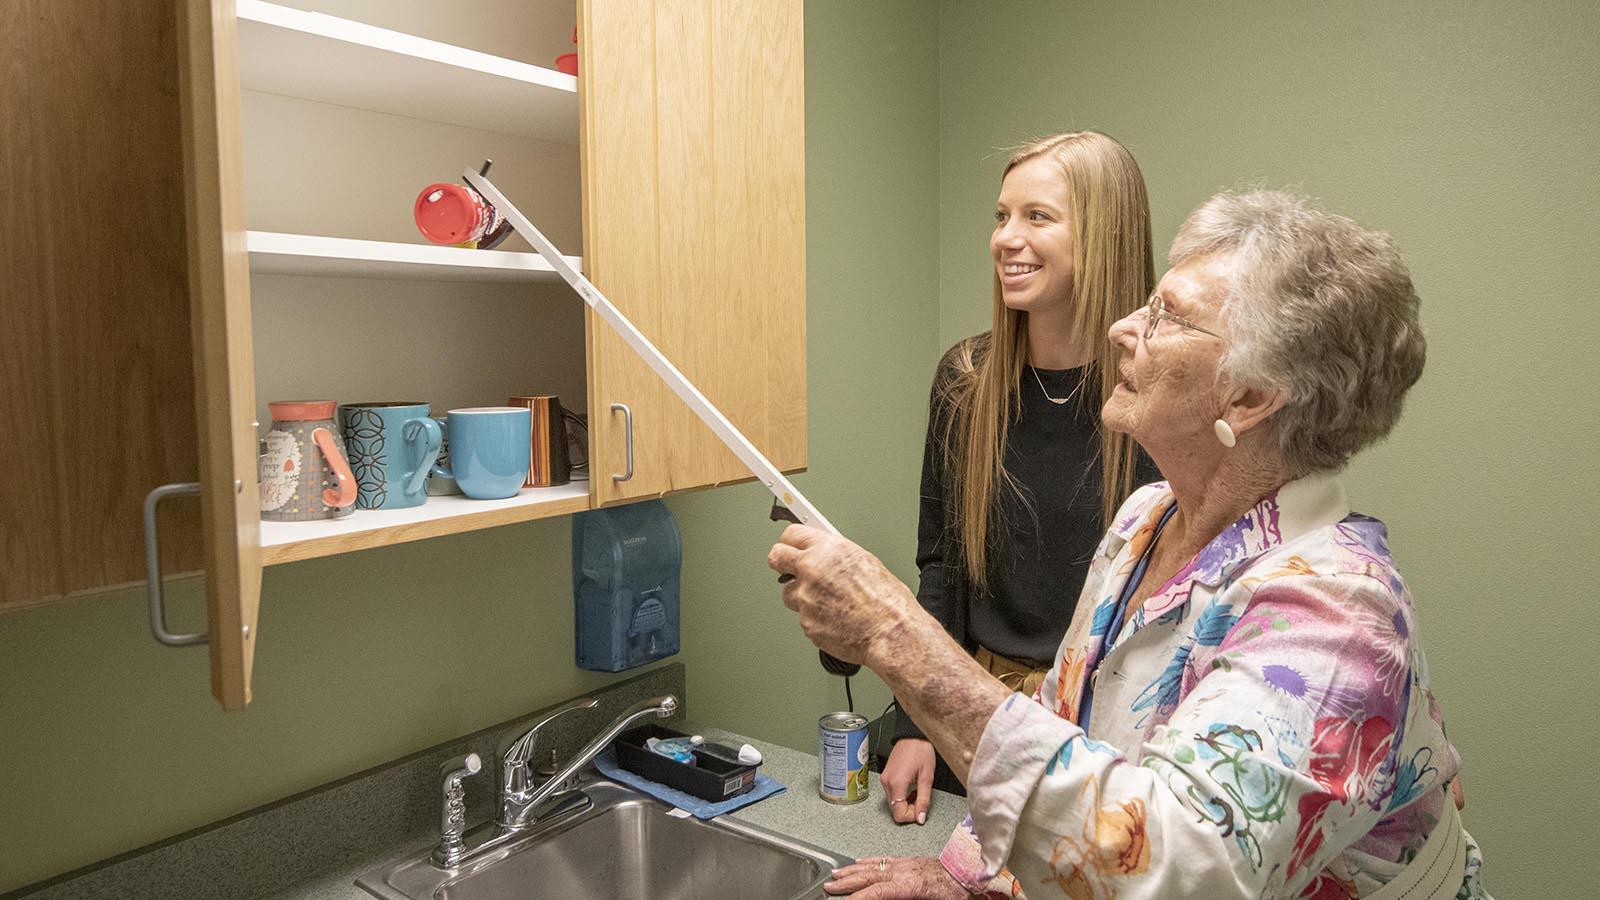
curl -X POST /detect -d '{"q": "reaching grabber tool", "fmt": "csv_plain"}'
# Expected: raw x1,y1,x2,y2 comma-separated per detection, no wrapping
456,167,835,536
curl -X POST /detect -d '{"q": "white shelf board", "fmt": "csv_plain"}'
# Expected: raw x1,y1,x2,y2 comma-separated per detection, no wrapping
247,231,580,282
259,479,591,564
236,0,578,143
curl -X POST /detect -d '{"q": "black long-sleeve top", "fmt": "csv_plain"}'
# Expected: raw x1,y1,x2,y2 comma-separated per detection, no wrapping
895,339,1152,743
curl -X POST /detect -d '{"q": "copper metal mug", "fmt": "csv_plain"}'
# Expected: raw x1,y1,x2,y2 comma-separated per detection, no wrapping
508,395,574,487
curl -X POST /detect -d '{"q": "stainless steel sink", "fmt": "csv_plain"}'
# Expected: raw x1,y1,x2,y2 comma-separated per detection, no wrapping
358,778,853,900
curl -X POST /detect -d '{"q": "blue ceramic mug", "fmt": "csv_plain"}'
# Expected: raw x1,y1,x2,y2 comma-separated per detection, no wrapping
431,407,532,500
339,402,443,510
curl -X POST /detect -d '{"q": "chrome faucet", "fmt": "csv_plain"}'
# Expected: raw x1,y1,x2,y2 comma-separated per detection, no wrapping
494,696,598,828
430,693,679,869
499,694,678,831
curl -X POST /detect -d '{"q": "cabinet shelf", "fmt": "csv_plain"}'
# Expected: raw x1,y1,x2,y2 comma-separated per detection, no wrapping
236,0,578,143
260,480,591,565
246,231,580,282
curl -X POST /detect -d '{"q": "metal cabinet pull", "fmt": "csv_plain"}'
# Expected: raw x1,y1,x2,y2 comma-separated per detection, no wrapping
143,482,208,647
610,402,634,483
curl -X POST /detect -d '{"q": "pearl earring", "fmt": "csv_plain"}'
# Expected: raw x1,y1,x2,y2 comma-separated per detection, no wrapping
1214,419,1237,448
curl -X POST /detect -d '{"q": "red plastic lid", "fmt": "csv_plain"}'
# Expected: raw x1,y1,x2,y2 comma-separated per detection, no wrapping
555,52,578,75
414,182,484,245
268,400,337,421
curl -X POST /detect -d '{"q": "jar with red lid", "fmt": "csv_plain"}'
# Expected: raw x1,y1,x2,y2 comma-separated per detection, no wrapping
413,181,513,249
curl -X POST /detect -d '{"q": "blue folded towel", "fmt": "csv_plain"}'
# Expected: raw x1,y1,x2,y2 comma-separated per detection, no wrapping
592,748,786,820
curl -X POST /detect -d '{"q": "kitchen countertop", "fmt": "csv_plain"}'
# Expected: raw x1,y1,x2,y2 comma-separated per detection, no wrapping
695,725,967,862
261,725,967,900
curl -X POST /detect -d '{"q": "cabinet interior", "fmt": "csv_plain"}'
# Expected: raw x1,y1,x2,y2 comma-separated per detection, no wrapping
238,0,594,562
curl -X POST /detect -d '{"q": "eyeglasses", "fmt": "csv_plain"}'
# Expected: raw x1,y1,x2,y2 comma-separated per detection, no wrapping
1140,293,1225,342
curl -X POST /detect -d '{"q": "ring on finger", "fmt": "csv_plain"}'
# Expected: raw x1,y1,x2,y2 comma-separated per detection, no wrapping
877,858,887,873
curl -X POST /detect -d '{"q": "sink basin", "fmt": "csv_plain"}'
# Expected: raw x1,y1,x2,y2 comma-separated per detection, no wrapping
358,778,853,900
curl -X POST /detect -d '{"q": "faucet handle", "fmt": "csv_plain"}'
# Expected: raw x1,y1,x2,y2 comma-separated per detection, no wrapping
431,752,482,868
501,696,600,765
499,697,600,796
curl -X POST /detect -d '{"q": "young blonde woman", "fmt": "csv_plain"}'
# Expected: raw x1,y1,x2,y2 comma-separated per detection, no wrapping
881,131,1156,825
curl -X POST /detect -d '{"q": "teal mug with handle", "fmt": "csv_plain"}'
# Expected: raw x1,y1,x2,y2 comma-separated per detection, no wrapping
431,407,531,500
339,402,443,509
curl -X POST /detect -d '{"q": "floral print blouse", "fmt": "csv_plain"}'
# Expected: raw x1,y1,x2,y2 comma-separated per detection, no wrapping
939,474,1490,899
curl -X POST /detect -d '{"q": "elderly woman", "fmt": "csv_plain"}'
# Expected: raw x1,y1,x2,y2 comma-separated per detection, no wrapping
770,190,1490,900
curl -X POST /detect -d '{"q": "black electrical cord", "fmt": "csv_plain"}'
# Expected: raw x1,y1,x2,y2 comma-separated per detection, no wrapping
865,699,900,770
843,675,853,713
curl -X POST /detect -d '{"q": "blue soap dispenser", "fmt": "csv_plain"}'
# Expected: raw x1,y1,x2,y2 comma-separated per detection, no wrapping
572,499,682,672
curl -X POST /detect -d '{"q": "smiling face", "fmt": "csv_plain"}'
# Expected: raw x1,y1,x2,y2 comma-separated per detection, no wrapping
1102,254,1235,448
991,156,1076,315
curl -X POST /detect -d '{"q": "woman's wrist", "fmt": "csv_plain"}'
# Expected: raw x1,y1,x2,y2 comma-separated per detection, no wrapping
871,615,989,712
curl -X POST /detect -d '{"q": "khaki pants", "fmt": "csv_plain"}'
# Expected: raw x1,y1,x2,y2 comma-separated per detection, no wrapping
975,646,1050,699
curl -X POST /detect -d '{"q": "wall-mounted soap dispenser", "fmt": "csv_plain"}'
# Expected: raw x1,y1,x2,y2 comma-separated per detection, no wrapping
572,499,681,672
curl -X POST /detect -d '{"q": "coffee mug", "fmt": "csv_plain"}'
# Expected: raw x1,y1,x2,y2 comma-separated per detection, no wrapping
508,395,576,487
258,400,358,521
339,402,443,510
430,407,531,500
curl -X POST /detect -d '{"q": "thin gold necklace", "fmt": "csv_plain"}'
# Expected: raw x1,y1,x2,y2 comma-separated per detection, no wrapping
1031,365,1082,406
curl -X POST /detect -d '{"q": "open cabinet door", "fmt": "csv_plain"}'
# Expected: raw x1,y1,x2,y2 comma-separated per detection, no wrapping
178,0,264,710
2,0,214,612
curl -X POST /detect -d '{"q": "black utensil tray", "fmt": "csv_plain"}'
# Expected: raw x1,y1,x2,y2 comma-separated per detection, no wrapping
613,723,757,802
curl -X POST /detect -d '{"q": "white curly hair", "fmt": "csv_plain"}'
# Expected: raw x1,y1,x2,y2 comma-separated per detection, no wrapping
1170,190,1427,476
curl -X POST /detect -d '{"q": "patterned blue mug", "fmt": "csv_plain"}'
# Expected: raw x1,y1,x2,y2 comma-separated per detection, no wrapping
339,402,443,510
430,407,531,500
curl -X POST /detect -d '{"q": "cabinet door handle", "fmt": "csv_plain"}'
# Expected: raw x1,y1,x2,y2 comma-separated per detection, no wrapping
143,482,208,647
610,402,634,483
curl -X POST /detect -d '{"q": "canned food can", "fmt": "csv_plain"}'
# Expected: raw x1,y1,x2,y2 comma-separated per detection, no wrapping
819,712,870,804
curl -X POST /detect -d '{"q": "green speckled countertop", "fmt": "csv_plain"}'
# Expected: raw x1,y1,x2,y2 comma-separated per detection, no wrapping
694,725,968,861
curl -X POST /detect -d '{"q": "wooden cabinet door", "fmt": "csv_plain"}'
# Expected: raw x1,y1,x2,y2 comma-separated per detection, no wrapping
1,0,261,709
178,0,264,710
1,0,208,609
579,0,808,506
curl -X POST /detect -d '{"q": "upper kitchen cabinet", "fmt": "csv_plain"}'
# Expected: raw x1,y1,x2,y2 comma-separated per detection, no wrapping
581,0,808,505
0,0,807,708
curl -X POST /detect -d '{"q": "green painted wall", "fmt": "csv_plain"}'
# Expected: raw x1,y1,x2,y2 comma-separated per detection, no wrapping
935,2,1598,896
0,525,642,889
7,1,1590,895
0,0,938,890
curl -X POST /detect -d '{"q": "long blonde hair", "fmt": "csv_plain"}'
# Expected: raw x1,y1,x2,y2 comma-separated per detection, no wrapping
937,132,1154,594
